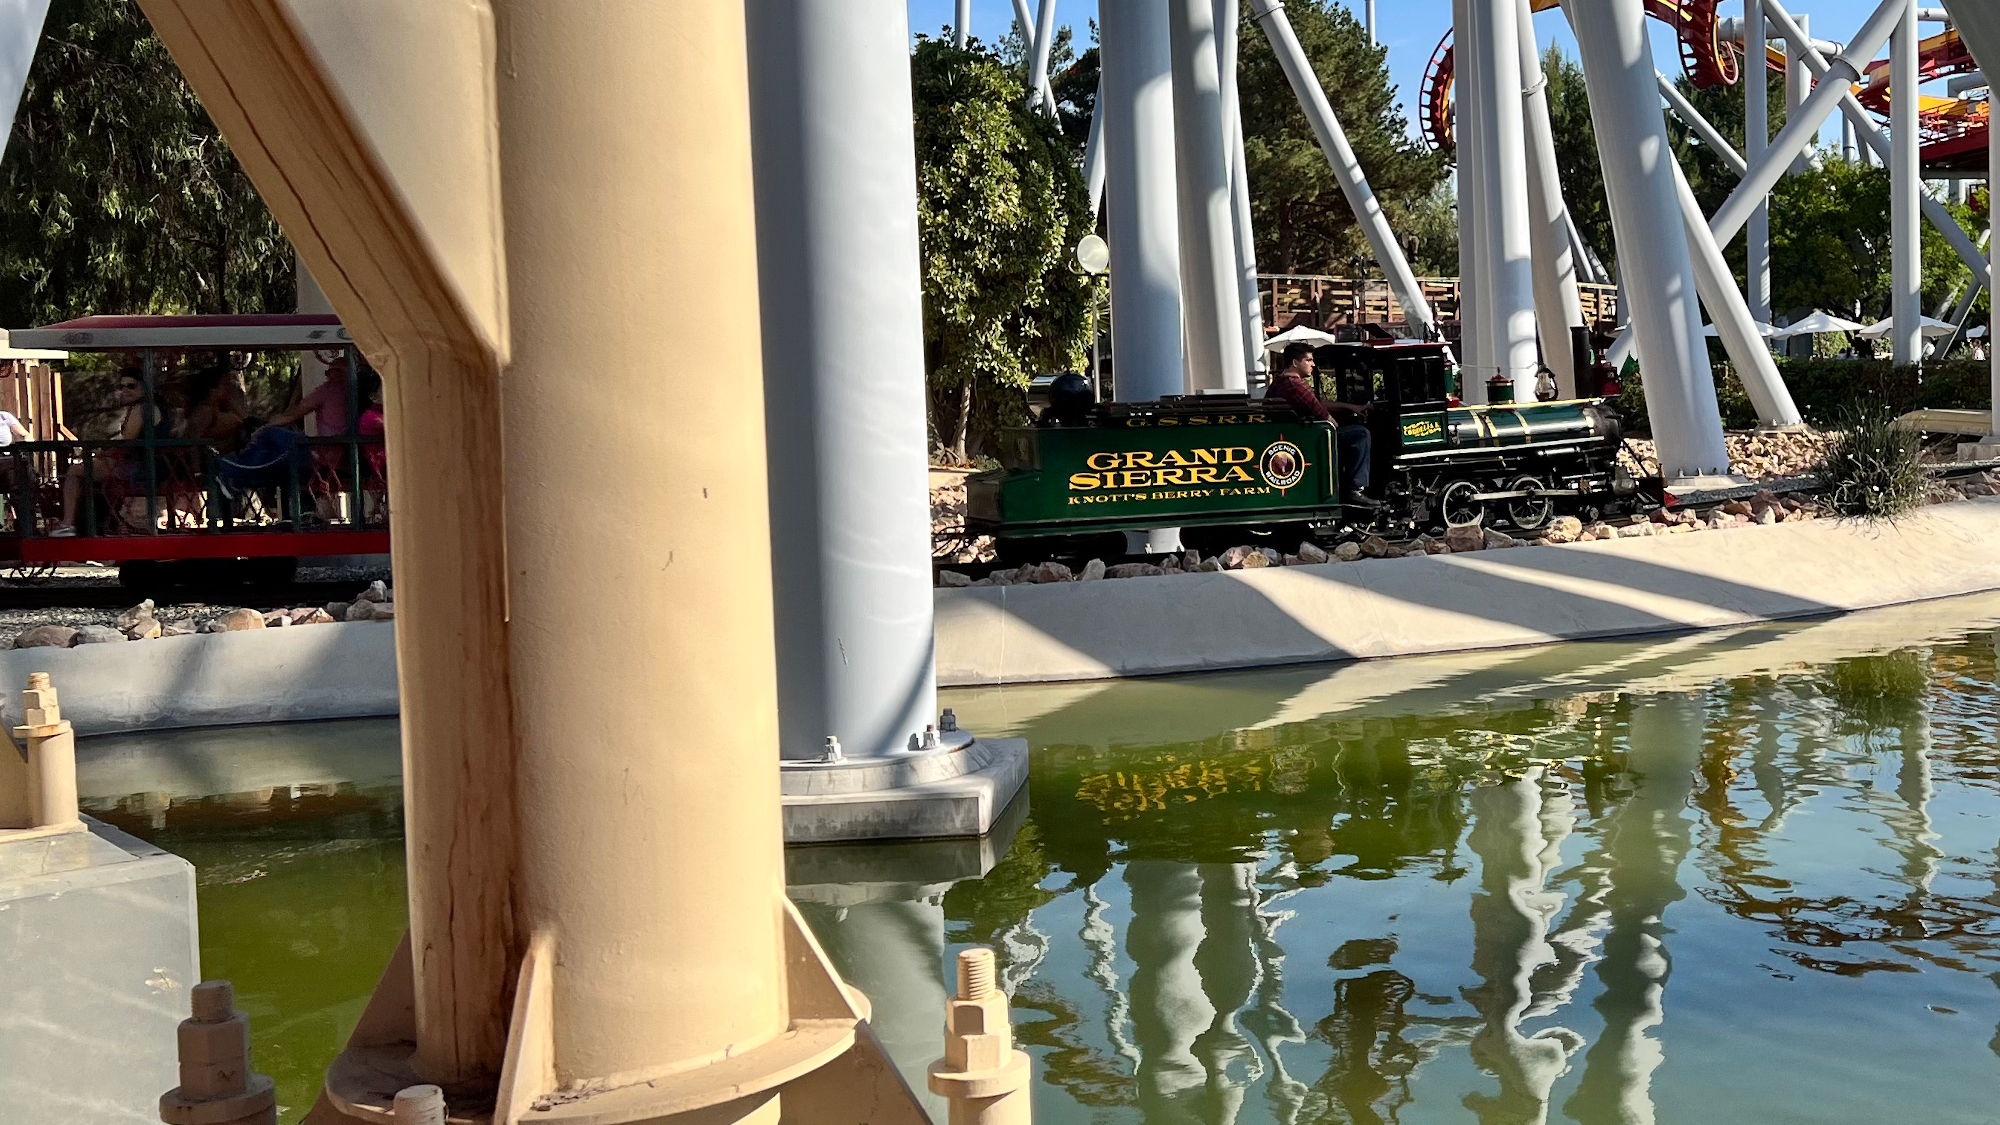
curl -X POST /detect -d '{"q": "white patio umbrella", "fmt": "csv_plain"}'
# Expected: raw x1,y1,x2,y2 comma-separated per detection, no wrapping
1701,321,1779,337
1856,315,1959,339
1968,325,1989,339
1772,310,1866,338
1261,324,1343,352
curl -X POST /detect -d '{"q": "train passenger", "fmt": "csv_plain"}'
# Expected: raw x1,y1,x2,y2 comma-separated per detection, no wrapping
266,353,355,436
1266,342,1379,508
181,365,248,452
48,366,173,536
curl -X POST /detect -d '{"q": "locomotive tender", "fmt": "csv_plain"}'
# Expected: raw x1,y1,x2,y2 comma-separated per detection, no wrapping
966,341,1650,560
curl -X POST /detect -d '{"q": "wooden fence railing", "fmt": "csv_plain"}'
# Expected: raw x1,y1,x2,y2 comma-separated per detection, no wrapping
1261,275,1620,337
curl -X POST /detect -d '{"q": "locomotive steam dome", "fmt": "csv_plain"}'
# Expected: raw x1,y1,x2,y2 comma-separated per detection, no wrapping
1043,372,1095,426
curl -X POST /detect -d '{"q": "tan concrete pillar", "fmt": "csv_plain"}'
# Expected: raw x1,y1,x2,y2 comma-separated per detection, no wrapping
491,2,789,1080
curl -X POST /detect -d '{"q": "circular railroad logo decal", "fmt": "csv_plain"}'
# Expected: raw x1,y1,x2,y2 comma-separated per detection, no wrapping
1259,440,1307,491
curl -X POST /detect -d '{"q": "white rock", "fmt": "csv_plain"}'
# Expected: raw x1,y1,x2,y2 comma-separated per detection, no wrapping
1543,516,1584,544
1033,561,1073,583
938,570,973,588
1333,541,1364,562
1443,526,1484,553
1080,558,1107,581
347,600,380,622
213,608,265,631
1297,541,1330,565
15,625,75,648
72,625,127,645
115,599,156,631
1240,550,1272,569
358,580,390,604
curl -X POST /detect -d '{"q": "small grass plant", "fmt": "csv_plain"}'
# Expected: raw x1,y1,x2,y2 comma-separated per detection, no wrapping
1815,405,1930,520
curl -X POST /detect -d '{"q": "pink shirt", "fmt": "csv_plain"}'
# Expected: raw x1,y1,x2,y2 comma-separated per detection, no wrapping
301,379,352,436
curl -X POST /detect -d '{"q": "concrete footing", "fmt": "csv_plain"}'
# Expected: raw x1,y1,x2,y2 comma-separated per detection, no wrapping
780,734,1030,843
0,817,199,1124
1958,439,2000,461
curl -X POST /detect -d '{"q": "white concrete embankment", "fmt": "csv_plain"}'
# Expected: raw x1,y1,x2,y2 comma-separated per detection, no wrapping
20,499,2000,732
1,621,398,733
935,497,2000,686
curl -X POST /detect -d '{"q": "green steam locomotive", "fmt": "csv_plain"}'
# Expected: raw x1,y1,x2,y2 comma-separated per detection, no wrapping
964,341,1651,559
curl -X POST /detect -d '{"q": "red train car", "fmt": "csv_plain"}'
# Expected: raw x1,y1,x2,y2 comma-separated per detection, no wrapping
2,314,389,585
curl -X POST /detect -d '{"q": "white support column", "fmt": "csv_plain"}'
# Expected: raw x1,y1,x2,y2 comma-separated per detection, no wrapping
1084,75,1107,214
1785,13,1811,174
954,0,971,47
1519,0,1585,397
1100,0,1188,406
1248,0,1437,337
1943,0,2000,441
1842,113,1858,162
1473,0,1540,401
1672,156,1802,426
750,0,940,766
1456,0,1490,395
1028,0,1059,112
1366,0,1377,46
1171,0,1250,391
1217,0,1267,374
1567,0,1732,479
1892,0,1923,366
1009,0,1058,113
1746,0,1773,324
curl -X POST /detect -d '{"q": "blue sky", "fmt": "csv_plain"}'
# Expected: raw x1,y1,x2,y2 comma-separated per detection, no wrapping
908,0,1931,146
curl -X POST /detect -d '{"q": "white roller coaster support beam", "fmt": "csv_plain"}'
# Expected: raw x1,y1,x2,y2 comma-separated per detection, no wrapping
1939,0,2000,432
0,1,47,169
1028,0,1059,113
1171,0,1249,391
1217,0,1267,374
749,0,938,763
1519,0,1584,397
1457,0,1490,386
1785,14,1810,175
1100,0,1191,563
1567,210,1607,284
1762,0,1990,287
1892,0,1922,367
1566,0,1731,478
1708,0,1906,249
1672,157,1801,426
955,0,971,47
1474,0,1539,401
1744,0,1772,324
1661,71,1747,175
1248,0,1436,339
1084,75,1106,214
1010,0,1058,113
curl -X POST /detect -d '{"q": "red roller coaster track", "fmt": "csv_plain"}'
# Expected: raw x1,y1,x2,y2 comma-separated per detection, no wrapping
1423,0,1740,154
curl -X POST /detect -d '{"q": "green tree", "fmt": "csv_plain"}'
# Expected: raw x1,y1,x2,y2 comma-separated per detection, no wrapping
913,38,1093,459
1768,159,1978,323
0,0,293,326
1236,2,1446,274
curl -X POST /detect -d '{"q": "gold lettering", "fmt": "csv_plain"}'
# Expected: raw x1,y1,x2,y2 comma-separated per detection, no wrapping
1069,472,1101,490
1127,451,1158,469
1086,452,1118,470
1221,466,1253,482
1188,466,1221,483
1222,447,1254,464
1159,449,1192,466
1192,449,1219,466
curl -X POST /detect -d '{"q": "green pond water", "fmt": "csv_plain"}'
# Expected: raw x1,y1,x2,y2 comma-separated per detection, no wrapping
79,594,2000,1124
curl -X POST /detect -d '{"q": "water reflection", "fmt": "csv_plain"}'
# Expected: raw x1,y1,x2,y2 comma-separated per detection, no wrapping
71,596,2000,1125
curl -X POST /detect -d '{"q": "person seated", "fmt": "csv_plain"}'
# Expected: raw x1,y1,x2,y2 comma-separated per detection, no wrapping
49,366,173,536
266,353,356,436
1265,342,1377,507
181,364,248,452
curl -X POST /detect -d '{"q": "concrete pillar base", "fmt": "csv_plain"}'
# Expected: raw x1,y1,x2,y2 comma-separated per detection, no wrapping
0,817,197,1125
1957,440,2000,462
781,736,1029,844
1667,474,1752,493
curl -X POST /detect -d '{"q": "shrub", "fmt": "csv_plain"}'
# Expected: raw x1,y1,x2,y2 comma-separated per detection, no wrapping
1613,357,1990,435
1815,404,1929,519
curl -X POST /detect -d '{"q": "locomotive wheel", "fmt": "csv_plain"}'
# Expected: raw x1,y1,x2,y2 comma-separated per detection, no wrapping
1506,475,1555,532
1438,479,1484,529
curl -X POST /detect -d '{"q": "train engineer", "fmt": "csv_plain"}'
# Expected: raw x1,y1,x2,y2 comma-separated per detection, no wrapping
1263,341,1378,508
